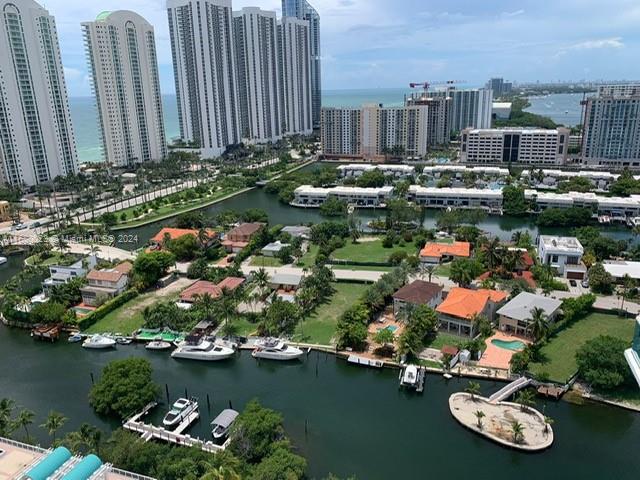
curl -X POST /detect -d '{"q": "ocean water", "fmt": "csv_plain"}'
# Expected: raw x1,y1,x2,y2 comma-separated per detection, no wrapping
69,90,585,163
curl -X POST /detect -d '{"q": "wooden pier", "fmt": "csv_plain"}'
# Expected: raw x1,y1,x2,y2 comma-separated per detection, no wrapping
123,402,230,453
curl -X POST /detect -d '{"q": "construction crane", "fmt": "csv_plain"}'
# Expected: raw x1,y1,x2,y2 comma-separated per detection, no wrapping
408,80,466,94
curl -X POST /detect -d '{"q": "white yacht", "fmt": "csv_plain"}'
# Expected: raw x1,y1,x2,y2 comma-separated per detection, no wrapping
252,338,304,361
162,398,198,428
82,334,116,349
211,409,238,439
171,339,235,361
399,364,426,393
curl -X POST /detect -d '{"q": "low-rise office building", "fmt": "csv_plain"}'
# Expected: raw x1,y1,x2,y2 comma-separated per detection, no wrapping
408,186,503,213
460,127,570,165
337,164,415,178
291,185,394,208
537,235,586,279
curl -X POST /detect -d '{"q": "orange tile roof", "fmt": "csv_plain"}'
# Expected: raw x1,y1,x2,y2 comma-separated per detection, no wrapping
151,228,216,243
217,277,245,291
477,270,536,289
420,241,471,259
436,287,507,319
180,280,221,302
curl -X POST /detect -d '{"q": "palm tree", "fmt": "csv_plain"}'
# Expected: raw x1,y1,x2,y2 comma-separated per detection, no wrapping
619,274,636,313
197,228,211,249
511,421,525,444
41,410,67,442
474,410,485,429
515,389,536,412
54,235,69,255
253,268,269,294
528,306,549,341
15,409,35,441
543,415,554,435
423,264,436,283
483,237,502,271
0,398,15,436
194,293,216,323
465,381,481,401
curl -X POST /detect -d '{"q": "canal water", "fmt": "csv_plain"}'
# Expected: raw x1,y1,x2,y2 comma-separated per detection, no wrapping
1,326,639,479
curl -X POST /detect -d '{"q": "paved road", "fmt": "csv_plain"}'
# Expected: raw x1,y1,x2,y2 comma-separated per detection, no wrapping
544,289,640,314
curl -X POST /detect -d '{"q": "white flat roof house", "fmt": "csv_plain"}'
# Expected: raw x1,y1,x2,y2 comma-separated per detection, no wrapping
337,164,415,178
291,185,394,208
408,186,503,213
497,292,562,337
603,260,640,281
537,235,586,279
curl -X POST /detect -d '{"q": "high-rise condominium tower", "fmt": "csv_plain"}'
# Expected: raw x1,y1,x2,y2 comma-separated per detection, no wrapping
167,0,241,157
0,0,77,186
281,0,320,128
83,11,167,167
278,17,313,136
234,8,282,143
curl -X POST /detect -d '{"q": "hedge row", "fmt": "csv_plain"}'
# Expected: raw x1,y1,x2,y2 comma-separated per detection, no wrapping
77,289,139,330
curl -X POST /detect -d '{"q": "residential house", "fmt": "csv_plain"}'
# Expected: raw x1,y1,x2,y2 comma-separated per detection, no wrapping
603,260,640,282
261,241,291,257
537,235,586,279
42,255,97,295
80,262,133,307
281,226,311,239
269,273,303,302
436,287,507,337
419,242,471,264
222,223,264,253
392,280,443,317
177,277,245,309
496,292,562,337
149,227,217,249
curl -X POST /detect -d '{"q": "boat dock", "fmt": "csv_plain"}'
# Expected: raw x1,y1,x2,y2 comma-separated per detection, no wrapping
123,402,229,453
347,354,384,368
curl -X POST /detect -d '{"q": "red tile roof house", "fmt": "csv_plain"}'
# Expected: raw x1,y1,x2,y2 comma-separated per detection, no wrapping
221,223,265,253
392,280,444,318
419,241,471,264
435,287,508,338
149,228,217,249
177,277,245,309
80,262,133,307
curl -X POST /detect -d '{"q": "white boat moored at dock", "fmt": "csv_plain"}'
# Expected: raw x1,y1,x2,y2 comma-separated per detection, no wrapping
252,338,304,361
146,340,172,351
162,398,199,429
211,409,239,439
347,354,384,368
399,365,426,393
171,339,235,361
82,334,116,349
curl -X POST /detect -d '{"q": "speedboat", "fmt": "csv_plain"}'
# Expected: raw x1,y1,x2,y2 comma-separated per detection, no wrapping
211,409,238,439
252,338,304,361
399,364,426,393
115,336,132,345
171,339,235,361
162,398,198,428
82,334,116,349
0,256,7,266
68,333,83,343
146,340,172,351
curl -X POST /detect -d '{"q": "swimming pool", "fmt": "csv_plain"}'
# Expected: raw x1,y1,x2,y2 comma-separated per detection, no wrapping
378,325,398,333
491,339,526,351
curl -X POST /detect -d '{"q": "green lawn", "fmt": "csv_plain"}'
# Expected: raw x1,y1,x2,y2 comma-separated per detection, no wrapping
249,255,284,267
331,264,393,272
232,316,259,337
424,332,466,350
331,239,418,264
433,262,452,278
25,252,76,267
85,292,178,335
298,244,319,267
292,282,369,345
529,313,635,383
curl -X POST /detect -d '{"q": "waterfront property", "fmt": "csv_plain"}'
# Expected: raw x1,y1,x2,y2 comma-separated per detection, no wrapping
337,163,415,178
520,169,637,192
392,280,443,316
478,332,529,370
281,225,311,239
150,227,217,249
537,235,586,279
222,223,265,252
42,255,97,296
269,272,303,302
420,165,509,180
525,189,640,219
261,241,291,257
408,186,503,213
603,260,640,281
436,288,507,337
177,277,245,309
419,241,471,264
80,262,133,307
292,185,394,208
496,292,562,337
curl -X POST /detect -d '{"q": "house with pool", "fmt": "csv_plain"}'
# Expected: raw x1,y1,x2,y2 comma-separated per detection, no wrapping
496,292,562,337
435,288,507,337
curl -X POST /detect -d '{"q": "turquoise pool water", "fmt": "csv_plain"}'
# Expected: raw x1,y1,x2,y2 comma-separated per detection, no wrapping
378,325,398,333
491,339,526,351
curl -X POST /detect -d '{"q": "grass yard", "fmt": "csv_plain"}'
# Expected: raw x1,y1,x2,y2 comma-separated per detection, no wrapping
25,252,76,267
249,255,284,267
292,282,369,345
331,264,393,272
298,244,319,268
424,332,466,350
433,262,452,278
232,316,259,337
331,239,418,264
529,312,635,383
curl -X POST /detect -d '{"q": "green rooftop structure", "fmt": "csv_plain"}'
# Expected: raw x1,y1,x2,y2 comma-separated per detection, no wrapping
95,11,111,21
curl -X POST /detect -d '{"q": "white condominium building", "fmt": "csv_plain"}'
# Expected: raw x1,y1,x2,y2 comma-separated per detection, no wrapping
320,107,361,157
167,0,241,158
83,11,167,167
362,104,430,158
337,164,415,178
460,127,570,165
525,189,640,218
234,8,281,143
0,0,77,186
421,165,509,178
278,17,313,136
292,185,394,208
521,169,637,191
408,186,503,213
582,84,640,167
405,95,450,146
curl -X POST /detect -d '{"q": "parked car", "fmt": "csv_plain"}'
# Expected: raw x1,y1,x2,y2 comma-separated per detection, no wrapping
15,223,27,230
569,280,577,287
581,279,589,288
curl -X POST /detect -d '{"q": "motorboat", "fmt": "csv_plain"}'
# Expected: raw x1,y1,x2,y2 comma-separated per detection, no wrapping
115,336,132,345
82,334,116,349
0,256,7,266
171,339,235,361
162,397,198,428
399,364,426,393
146,340,172,351
252,338,305,361
443,373,453,380
68,333,83,343
211,409,238,439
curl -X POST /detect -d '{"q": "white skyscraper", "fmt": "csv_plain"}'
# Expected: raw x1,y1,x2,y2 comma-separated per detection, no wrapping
0,0,78,186
281,0,320,128
83,11,167,167
278,17,313,136
233,8,282,143
167,0,241,158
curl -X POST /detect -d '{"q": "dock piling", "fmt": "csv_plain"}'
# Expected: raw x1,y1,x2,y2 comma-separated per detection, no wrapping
184,387,188,398
90,372,94,385
228,400,233,410
206,394,210,411
165,384,170,404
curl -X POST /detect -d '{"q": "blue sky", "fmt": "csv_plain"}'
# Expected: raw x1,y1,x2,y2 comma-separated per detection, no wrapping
48,0,640,97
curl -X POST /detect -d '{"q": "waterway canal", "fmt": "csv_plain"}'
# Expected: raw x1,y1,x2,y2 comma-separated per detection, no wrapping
1,326,639,479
